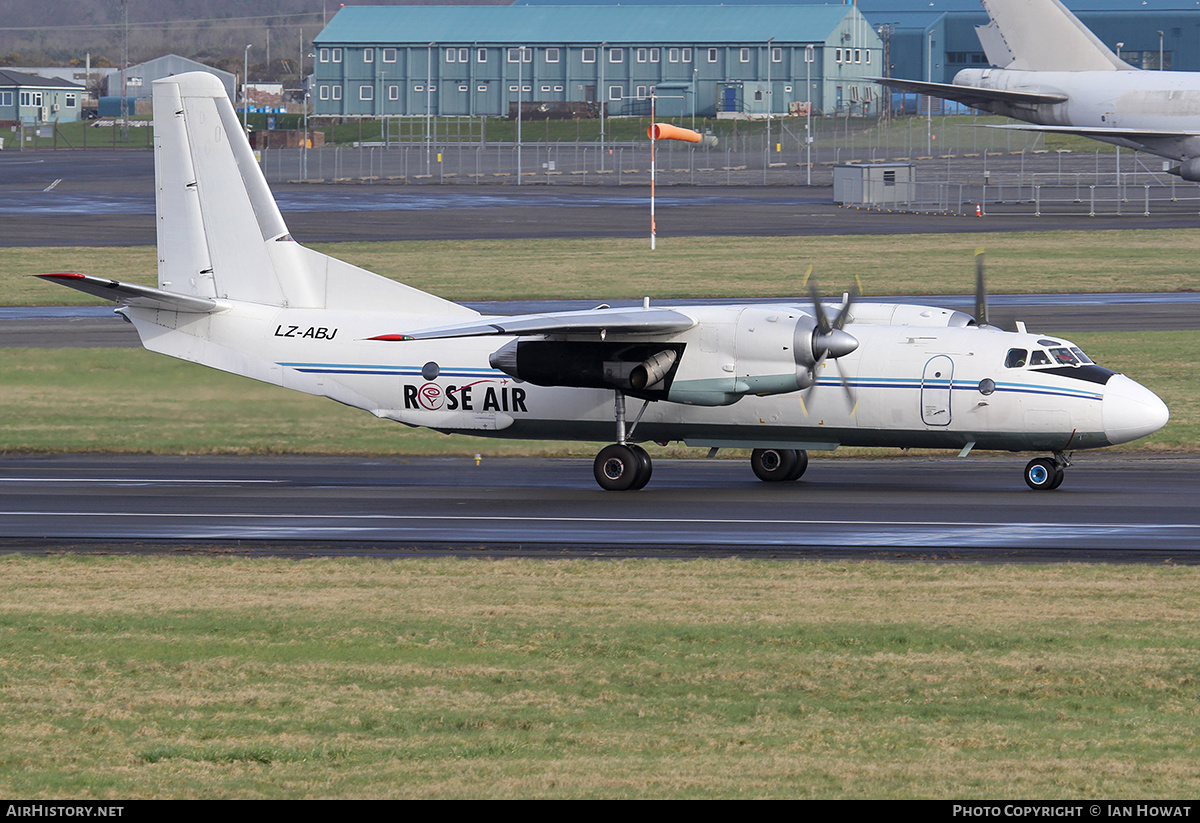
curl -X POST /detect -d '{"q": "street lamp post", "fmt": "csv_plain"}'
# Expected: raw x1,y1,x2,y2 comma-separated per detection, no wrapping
805,44,814,186
599,42,607,171
765,36,774,155
243,44,252,133
426,42,434,174
517,46,526,185
926,30,933,155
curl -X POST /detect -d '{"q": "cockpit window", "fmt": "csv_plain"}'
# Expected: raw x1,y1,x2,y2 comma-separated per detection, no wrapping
1070,347,1094,365
1029,350,1051,366
1050,347,1078,366
1005,348,1028,368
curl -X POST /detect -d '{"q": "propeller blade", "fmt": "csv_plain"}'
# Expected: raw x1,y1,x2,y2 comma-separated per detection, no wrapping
808,281,831,337
833,282,860,331
974,247,988,326
834,357,857,412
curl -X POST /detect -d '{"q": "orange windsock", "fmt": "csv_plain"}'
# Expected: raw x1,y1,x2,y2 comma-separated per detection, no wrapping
648,122,702,143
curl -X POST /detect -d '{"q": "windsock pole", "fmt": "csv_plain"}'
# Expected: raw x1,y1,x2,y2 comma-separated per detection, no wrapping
650,92,657,250
646,112,703,251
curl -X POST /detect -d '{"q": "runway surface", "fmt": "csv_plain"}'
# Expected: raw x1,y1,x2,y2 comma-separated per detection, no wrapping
1,454,1195,561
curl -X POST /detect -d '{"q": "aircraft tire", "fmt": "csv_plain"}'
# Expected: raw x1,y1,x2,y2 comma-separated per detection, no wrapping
786,449,809,481
594,444,649,491
627,444,653,490
1024,457,1061,491
751,448,800,482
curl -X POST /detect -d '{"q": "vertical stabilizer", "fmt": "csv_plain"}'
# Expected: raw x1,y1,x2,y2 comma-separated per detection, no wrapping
151,72,474,317
978,0,1128,72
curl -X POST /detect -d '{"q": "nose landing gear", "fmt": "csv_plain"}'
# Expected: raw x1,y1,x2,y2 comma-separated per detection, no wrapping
1024,451,1071,491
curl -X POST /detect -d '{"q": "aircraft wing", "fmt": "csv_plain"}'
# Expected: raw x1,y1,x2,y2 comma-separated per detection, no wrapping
874,77,1067,109
369,306,697,341
37,273,221,313
986,123,1197,140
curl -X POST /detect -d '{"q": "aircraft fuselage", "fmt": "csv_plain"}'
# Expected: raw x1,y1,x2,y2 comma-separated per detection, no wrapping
121,301,1167,457
954,68,1200,163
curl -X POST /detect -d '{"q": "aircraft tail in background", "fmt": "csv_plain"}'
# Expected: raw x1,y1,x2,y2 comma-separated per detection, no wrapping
977,0,1128,72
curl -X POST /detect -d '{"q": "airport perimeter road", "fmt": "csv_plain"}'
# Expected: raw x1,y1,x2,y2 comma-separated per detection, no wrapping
0,454,1196,561
4,150,1200,246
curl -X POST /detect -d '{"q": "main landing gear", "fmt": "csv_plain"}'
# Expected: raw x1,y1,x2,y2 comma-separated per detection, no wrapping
750,448,809,482
593,393,655,491
1024,451,1071,491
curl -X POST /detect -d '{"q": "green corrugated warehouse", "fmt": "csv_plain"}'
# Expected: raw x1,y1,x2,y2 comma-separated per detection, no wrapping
311,4,882,118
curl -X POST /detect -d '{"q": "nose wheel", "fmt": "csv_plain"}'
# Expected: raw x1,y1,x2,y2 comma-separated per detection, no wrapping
1024,453,1069,491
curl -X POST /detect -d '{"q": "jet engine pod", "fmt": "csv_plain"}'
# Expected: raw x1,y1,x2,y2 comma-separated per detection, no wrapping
629,350,678,390
1170,158,1200,182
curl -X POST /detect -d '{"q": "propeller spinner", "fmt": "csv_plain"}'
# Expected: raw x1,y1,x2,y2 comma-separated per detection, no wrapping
799,280,860,407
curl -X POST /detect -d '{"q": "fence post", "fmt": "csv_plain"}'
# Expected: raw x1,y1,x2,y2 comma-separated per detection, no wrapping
1089,185,1095,217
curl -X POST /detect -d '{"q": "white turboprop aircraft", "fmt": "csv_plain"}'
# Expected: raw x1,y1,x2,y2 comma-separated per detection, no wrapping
42,72,1169,491
877,0,1200,180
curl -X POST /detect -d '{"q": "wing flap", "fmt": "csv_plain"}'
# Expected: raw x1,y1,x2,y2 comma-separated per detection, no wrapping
370,307,697,341
37,273,221,313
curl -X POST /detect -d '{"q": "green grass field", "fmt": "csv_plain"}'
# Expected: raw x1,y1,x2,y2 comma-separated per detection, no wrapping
5,229,1199,305
2,229,1195,454
2,556,1199,799
2,228,1198,798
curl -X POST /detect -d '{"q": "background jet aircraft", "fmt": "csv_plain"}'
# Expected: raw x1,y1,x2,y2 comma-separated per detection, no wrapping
41,72,1168,492
877,0,1200,180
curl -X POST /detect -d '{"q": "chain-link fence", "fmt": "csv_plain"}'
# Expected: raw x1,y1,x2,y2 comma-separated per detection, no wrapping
20,112,1200,215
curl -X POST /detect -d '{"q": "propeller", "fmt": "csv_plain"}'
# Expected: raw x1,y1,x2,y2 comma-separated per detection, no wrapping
801,277,860,410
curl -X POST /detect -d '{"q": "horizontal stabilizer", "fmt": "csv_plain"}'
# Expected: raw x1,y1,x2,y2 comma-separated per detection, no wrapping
37,273,220,313
874,77,1066,109
370,307,697,341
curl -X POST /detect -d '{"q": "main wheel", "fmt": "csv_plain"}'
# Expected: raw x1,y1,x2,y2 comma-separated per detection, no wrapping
594,444,650,491
1024,457,1062,491
751,448,800,482
787,449,809,481
627,444,653,490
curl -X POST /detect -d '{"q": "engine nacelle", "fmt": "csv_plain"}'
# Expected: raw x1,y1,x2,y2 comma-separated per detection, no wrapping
630,350,678,390
1170,158,1200,182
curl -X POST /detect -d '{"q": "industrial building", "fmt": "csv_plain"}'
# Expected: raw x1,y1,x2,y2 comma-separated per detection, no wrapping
0,69,86,124
311,4,884,119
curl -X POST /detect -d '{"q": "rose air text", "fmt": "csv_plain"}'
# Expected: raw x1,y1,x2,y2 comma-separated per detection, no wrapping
40,72,1168,491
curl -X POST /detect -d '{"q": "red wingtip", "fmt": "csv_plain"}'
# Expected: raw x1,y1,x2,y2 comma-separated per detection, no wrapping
367,334,415,341
37,272,86,280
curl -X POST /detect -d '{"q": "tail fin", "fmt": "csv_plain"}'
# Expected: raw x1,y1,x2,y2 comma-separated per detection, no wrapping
152,72,473,317
978,0,1128,72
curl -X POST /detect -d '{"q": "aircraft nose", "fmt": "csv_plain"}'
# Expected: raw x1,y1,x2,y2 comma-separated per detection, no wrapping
1103,374,1169,445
